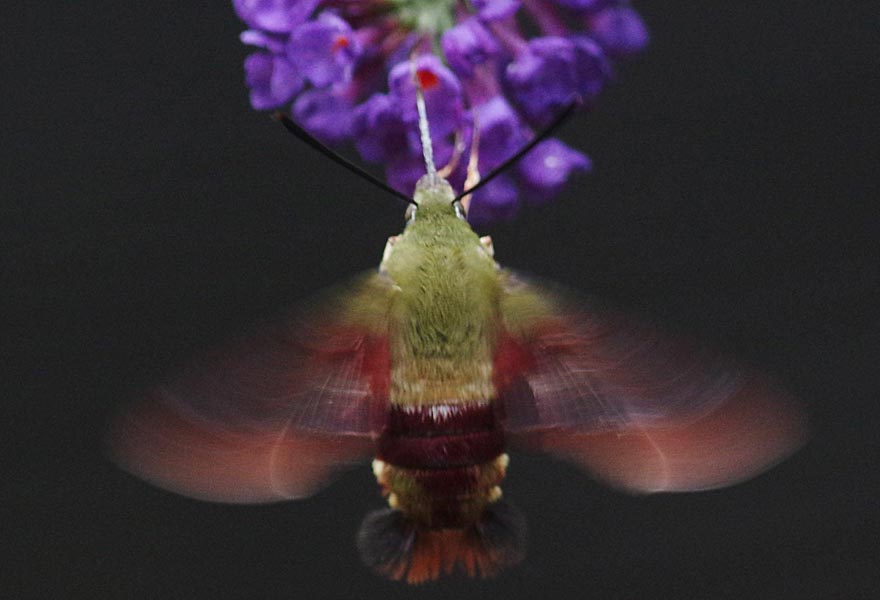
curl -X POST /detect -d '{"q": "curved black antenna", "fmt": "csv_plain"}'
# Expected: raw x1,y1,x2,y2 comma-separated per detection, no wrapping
273,112,416,206
454,95,583,203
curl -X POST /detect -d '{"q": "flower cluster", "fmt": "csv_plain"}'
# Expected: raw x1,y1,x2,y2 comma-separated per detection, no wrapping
234,0,648,224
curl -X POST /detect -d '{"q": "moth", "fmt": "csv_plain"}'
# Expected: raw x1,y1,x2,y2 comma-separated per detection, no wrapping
109,102,806,584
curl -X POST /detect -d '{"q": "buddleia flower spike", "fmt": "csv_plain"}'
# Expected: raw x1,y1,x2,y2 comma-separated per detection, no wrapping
233,0,649,223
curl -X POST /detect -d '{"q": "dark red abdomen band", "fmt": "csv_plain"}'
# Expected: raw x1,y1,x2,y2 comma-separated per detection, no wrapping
377,402,504,469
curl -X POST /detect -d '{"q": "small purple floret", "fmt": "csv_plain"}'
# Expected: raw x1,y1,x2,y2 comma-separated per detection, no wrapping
292,87,354,143
472,96,527,171
352,94,408,163
244,53,303,109
233,0,318,33
472,0,522,21
240,29,286,53
518,138,592,199
505,37,579,126
288,12,361,88
587,6,650,57
441,18,500,79
571,35,612,99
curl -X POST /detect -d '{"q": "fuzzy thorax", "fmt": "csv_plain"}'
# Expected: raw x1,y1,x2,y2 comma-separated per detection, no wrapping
380,175,501,407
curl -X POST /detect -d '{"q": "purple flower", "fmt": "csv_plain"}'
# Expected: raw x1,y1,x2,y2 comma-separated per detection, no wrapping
571,35,613,100
233,0,647,223
352,94,407,163
288,12,361,87
233,0,319,33
240,29,286,53
519,138,592,199
472,96,527,171
472,0,521,21
243,52,303,109
505,37,579,126
468,175,520,225
442,18,500,79
292,87,354,144
587,6,650,57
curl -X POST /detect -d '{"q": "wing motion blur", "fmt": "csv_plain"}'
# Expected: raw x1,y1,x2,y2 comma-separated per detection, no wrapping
108,273,395,503
496,272,806,493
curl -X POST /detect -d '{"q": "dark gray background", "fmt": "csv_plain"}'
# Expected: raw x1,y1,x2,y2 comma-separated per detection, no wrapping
4,2,878,598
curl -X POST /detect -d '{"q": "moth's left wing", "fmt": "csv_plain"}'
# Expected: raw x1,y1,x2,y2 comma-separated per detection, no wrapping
108,272,394,503
496,271,806,493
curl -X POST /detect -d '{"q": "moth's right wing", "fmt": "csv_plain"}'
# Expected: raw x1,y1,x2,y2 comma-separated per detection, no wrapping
496,271,807,493
108,272,395,503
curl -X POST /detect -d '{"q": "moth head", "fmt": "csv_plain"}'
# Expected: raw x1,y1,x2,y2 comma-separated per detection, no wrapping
408,175,466,223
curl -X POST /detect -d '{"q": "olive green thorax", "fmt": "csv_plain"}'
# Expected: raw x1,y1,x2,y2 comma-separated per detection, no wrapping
380,176,500,406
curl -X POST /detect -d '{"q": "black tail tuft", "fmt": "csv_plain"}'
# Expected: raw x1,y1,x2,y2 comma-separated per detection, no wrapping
357,508,416,578
356,501,527,584
474,500,528,570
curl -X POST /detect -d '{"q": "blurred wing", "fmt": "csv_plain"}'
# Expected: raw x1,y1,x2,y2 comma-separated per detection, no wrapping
497,272,806,493
109,272,394,503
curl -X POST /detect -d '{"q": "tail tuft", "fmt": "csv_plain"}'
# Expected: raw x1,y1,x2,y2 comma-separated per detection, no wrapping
356,501,527,584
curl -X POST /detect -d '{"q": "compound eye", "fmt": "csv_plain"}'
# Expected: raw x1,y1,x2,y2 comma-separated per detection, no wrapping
452,200,467,220
405,204,417,222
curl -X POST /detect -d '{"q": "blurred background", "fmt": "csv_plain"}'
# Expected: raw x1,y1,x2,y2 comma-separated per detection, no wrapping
3,2,878,598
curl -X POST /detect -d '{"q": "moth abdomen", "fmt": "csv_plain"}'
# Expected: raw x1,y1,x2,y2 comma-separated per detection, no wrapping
377,402,504,469
385,401,498,435
365,401,517,581
376,431,504,468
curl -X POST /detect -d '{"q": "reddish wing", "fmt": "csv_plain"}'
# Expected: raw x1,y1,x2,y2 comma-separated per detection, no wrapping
108,272,394,503
497,272,806,493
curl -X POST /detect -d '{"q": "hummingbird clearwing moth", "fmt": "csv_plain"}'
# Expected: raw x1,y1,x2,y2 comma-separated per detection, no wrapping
109,93,805,583
109,177,806,583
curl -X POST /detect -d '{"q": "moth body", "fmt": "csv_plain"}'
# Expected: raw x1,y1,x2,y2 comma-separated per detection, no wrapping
110,174,806,586
360,177,524,581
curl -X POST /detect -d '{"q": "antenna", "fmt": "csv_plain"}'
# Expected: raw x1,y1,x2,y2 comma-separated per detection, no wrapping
272,112,416,206
454,96,583,203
